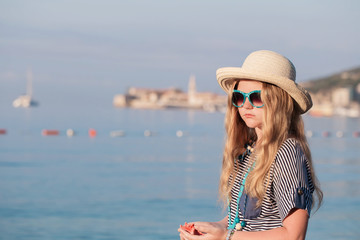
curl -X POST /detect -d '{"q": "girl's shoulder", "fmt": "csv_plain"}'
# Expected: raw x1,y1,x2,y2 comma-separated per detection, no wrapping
279,138,300,152
274,138,305,165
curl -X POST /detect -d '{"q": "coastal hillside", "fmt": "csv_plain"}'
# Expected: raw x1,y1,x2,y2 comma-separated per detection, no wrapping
301,66,360,117
301,66,360,93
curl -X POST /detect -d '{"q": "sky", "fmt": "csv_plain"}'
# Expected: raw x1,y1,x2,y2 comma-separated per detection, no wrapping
1,0,359,108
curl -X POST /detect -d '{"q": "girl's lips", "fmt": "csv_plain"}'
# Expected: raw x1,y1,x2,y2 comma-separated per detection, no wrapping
244,114,255,118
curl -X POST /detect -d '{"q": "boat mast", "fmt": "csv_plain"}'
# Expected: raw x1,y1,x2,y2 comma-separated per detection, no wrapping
26,68,33,97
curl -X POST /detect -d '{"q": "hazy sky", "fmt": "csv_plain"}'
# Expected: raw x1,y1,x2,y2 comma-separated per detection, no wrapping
1,0,359,107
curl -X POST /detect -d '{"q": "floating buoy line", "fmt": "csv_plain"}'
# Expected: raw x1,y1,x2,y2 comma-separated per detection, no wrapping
1,128,360,139
66,129,75,137
110,130,125,137
41,129,60,136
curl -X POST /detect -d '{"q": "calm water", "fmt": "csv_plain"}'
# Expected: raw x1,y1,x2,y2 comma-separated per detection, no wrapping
0,106,360,239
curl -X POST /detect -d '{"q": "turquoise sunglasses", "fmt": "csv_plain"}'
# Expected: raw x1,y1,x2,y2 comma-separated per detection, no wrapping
232,90,264,108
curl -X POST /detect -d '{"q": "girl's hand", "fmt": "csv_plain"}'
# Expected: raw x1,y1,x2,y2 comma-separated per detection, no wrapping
178,221,227,240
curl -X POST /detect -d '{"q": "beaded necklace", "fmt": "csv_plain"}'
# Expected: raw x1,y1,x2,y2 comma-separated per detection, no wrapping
227,144,255,231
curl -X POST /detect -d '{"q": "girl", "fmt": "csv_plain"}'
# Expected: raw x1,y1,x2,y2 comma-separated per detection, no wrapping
178,50,322,240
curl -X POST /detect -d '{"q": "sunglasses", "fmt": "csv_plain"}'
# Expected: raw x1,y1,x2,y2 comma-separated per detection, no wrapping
232,90,264,108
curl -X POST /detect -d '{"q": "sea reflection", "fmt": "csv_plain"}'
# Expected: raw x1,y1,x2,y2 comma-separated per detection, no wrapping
1,110,360,239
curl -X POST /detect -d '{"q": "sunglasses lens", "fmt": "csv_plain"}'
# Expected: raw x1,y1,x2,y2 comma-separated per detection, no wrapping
232,92,244,107
249,92,263,107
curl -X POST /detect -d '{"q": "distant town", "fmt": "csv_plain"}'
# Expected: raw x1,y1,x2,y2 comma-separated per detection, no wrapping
113,70,360,118
113,75,227,113
309,86,360,118
304,68,360,118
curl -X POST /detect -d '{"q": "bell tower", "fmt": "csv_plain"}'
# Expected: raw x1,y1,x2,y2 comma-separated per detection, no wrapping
188,74,197,105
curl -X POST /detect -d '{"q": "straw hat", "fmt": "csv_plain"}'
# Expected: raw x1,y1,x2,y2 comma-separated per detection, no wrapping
216,50,312,113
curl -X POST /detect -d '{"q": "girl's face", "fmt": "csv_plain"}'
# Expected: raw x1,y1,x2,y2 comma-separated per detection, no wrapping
235,80,264,132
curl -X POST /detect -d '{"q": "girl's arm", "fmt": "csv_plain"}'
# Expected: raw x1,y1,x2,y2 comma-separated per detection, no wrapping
232,208,308,240
181,208,308,240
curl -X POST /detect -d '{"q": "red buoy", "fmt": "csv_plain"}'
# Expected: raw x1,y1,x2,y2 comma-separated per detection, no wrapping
0,129,7,135
88,128,97,137
322,131,331,138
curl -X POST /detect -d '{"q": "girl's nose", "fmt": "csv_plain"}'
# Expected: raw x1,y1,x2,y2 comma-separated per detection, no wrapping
243,97,253,109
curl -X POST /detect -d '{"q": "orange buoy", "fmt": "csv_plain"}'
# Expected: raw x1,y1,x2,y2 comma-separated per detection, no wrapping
88,128,97,137
0,129,7,135
42,129,60,136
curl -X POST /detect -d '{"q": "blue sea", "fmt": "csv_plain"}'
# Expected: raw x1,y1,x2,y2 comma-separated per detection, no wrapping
1,104,360,239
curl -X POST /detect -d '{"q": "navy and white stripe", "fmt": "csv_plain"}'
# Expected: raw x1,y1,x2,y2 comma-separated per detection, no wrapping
229,138,314,231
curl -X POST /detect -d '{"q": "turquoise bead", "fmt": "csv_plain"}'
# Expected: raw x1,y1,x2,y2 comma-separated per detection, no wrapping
241,221,246,227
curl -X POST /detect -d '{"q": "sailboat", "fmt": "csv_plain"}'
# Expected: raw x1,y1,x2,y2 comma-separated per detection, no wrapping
13,68,38,108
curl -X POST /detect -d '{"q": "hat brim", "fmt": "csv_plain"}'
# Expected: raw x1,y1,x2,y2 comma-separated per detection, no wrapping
216,67,312,114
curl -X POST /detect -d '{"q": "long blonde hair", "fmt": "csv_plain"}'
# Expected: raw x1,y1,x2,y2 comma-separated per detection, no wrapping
219,80,323,210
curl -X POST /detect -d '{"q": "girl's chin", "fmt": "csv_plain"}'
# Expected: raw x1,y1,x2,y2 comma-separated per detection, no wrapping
243,120,261,129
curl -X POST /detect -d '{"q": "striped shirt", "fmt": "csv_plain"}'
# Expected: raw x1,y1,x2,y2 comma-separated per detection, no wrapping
229,138,314,231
